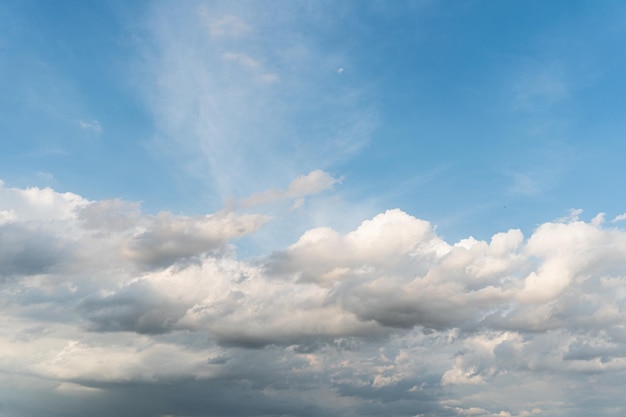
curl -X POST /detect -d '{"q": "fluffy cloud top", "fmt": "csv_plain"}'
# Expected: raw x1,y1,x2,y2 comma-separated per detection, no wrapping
2,181,626,416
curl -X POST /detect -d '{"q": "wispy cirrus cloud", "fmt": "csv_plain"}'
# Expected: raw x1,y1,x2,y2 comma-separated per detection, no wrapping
140,1,376,202
613,213,626,222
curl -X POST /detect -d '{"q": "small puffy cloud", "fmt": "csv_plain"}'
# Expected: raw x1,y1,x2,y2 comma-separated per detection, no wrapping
286,169,341,198
238,169,341,209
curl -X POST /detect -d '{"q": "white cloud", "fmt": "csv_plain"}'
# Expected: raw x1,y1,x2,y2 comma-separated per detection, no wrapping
237,169,340,209
4,181,626,416
287,169,341,198
613,213,626,222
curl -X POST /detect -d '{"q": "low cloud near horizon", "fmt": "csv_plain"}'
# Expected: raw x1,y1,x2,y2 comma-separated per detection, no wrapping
2,178,626,417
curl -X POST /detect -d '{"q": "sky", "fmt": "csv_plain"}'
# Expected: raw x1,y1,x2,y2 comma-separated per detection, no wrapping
2,1,626,416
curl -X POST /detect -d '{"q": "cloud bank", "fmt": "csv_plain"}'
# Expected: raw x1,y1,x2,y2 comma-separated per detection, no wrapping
2,180,626,417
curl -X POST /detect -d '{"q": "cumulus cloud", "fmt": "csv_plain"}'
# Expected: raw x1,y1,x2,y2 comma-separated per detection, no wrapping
3,181,626,417
0,182,267,280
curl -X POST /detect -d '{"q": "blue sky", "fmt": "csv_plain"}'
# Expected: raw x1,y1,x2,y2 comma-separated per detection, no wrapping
3,1,626,417
5,0,626,240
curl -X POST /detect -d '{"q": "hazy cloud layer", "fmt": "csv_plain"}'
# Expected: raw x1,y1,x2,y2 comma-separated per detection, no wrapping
2,181,626,416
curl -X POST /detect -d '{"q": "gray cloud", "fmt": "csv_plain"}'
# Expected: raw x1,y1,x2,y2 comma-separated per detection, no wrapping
77,284,188,334
3,182,626,417
0,223,68,279
123,211,269,269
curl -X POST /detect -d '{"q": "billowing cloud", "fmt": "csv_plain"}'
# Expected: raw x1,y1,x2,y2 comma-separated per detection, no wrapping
3,180,626,416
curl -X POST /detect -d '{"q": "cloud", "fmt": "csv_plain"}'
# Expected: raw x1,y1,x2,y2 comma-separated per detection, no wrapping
287,169,341,198
4,180,626,417
141,1,377,201
236,169,341,209
122,211,269,268
0,223,69,280
613,213,626,222
0,181,267,279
